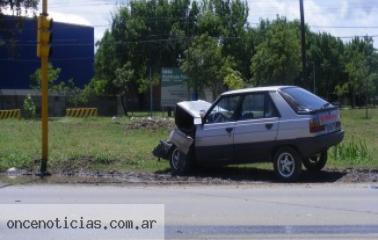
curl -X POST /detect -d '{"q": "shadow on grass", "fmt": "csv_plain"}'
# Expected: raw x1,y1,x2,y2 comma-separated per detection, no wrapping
155,166,347,183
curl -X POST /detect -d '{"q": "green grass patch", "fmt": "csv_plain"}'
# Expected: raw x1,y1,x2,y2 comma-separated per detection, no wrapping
0,108,378,173
327,108,378,168
0,117,169,173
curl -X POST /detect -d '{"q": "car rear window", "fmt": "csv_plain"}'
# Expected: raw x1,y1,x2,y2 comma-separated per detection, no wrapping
280,87,330,113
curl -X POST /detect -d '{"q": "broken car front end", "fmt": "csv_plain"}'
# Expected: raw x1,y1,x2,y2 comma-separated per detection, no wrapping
152,100,211,160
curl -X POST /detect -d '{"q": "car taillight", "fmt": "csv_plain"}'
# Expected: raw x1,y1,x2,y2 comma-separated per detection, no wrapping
309,118,325,133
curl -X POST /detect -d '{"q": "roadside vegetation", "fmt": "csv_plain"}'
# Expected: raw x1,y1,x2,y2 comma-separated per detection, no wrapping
329,108,378,168
0,117,170,173
0,108,377,173
92,0,378,114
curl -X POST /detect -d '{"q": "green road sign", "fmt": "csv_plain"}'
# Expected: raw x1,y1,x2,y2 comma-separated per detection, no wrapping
161,68,190,107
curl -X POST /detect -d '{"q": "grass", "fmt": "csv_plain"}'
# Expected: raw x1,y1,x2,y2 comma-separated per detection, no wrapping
0,117,170,173
327,108,378,168
0,108,378,173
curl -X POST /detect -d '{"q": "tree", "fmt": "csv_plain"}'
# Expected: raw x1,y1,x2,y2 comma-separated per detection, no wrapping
220,0,250,78
336,37,377,108
0,0,38,15
29,64,88,106
180,33,228,98
1,0,39,49
224,68,245,90
92,0,378,111
114,62,135,115
94,0,251,103
307,32,345,100
94,0,197,108
30,63,61,89
250,18,301,86
93,31,118,94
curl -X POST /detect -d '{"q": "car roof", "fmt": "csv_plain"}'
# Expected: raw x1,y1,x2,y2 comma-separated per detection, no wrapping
221,85,295,96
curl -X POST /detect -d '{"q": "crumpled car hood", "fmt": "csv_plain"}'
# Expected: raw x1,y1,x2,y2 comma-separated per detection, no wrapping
176,100,212,118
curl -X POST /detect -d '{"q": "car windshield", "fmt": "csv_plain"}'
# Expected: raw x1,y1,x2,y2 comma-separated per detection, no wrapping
280,87,331,113
206,95,241,123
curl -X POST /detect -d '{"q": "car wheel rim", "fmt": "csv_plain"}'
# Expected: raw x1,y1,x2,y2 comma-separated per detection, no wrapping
171,149,182,170
277,152,295,178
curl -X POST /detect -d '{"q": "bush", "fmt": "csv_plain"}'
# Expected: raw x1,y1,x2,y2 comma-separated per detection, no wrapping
23,94,36,119
332,138,371,164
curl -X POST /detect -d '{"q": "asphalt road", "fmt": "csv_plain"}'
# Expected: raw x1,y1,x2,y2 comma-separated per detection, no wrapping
1,182,378,239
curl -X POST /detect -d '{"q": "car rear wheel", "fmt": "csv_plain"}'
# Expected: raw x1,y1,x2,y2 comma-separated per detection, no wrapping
303,151,327,172
169,147,191,175
273,147,302,182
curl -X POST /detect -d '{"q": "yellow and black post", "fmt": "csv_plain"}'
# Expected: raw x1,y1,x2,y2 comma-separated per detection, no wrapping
37,0,52,176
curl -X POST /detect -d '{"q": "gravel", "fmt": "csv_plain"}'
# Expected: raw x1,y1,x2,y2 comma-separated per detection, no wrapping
1,168,377,185
125,117,175,131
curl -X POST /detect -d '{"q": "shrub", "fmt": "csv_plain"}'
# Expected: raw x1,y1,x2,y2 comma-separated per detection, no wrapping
333,137,371,164
23,94,36,119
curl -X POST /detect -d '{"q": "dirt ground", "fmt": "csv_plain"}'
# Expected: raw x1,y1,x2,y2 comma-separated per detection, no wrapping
1,167,377,186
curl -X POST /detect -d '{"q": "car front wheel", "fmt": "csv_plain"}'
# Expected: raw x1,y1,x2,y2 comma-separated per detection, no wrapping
273,147,302,182
303,151,327,172
169,147,191,175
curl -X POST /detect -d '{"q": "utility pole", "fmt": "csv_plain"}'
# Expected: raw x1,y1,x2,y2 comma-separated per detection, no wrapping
37,0,52,176
299,0,307,87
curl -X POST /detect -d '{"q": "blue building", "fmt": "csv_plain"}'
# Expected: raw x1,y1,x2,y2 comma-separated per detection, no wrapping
0,15,94,90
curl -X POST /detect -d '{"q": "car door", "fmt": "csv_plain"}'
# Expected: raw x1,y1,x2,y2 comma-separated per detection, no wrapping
233,92,280,163
195,94,241,164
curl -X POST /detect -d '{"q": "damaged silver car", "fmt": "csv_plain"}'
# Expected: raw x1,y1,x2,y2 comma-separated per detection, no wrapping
153,86,344,181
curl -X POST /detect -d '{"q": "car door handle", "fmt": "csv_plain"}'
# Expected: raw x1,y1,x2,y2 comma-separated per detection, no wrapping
265,123,273,130
225,127,233,133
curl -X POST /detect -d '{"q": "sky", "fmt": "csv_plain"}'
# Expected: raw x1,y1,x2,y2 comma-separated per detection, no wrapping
39,0,378,47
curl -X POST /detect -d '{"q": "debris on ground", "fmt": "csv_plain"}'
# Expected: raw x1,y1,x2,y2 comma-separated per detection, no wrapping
125,117,175,130
1,168,378,185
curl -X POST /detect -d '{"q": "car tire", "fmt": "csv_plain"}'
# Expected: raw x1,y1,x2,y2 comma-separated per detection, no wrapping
303,151,327,172
169,147,192,175
273,147,302,182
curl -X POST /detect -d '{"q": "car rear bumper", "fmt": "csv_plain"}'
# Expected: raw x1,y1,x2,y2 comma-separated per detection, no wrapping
297,130,344,158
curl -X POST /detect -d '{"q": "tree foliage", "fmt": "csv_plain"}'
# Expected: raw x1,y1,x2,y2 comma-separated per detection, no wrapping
337,37,378,106
29,63,89,106
94,0,250,102
30,63,61,89
94,0,378,108
307,32,345,100
250,18,301,86
0,0,38,15
224,68,245,90
180,34,233,98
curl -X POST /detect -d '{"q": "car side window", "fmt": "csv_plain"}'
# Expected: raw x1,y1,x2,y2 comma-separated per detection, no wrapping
239,93,278,120
205,95,241,124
